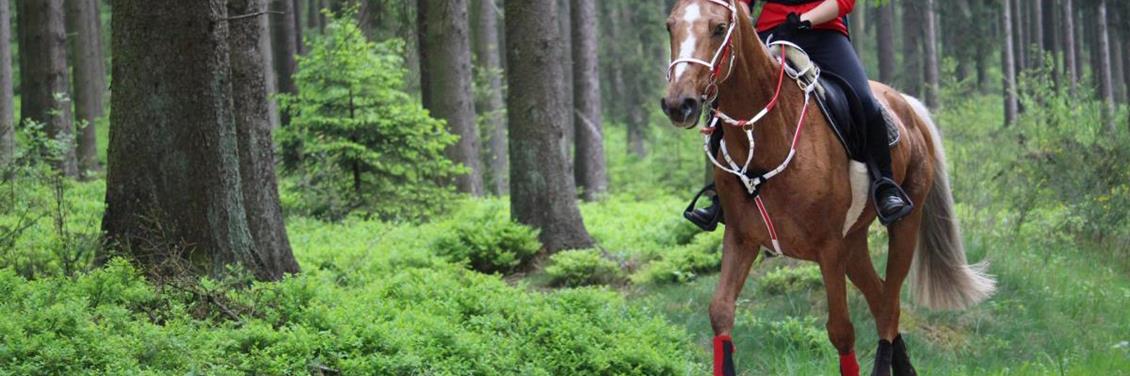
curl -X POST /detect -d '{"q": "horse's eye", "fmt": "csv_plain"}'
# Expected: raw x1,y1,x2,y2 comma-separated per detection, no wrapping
713,24,727,37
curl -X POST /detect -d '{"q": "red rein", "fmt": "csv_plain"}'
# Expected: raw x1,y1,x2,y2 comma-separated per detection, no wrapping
702,45,790,136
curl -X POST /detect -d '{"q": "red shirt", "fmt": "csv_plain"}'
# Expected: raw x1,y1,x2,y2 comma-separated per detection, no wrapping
739,0,855,36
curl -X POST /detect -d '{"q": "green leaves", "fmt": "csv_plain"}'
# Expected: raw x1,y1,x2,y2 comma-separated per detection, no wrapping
277,14,462,222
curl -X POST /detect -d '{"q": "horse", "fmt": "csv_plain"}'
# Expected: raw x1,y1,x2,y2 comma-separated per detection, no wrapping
659,1,996,375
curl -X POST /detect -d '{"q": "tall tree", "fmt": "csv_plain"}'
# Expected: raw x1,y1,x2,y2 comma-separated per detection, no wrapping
290,0,303,54
901,0,923,96
472,0,508,195
66,0,107,176
105,0,294,280
20,0,78,177
1063,0,1078,95
0,0,13,165
270,0,299,126
558,0,574,159
875,1,896,84
1002,0,1019,126
1095,0,1115,132
1012,0,1025,72
228,0,301,277
571,0,607,201
418,0,484,196
504,0,594,252
923,0,940,109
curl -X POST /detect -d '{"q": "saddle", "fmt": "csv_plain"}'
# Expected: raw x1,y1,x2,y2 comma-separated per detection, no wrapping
769,43,900,162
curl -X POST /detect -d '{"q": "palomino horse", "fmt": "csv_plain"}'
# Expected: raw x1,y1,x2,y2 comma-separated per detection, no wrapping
660,1,996,375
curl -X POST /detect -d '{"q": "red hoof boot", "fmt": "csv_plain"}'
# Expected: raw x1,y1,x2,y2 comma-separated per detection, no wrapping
713,335,736,376
840,352,861,376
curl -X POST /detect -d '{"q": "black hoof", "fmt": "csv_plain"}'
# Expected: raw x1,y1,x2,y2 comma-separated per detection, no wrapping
871,339,892,376
892,335,918,376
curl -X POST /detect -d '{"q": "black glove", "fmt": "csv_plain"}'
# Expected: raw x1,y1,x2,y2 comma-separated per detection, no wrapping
772,12,812,39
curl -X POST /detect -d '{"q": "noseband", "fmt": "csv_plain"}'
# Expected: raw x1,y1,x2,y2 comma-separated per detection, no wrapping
666,0,738,101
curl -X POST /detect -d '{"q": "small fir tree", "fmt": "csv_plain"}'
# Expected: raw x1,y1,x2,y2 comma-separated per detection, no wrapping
278,13,463,221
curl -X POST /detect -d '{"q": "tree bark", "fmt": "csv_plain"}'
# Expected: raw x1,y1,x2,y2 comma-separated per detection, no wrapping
571,0,607,201
504,0,594,252
558,0,574,163
1002,0,1019,126
66,0,107,177
1063,0,1077,95
228,0,300,279
923,0,940,109
270,0,299,126
901,0,923,97
0,0,13,165
418,0,484,196
105,0,281,280
1032,0,1043,64
1096,0,1116,132
1012,0,1026,73
290,0,303,54
21,0,77,177
876,1,895,84
472,0,508,195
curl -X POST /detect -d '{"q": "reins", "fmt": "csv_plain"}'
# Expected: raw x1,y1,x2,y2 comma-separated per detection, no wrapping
666,0,820,256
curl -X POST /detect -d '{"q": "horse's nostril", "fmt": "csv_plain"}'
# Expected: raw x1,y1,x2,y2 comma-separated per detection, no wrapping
681,97,701,117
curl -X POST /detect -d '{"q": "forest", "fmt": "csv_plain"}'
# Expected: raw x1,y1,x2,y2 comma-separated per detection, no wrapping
0,0,1128,375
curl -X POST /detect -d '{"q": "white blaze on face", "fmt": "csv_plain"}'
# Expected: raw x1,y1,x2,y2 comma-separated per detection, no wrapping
674,3,701,80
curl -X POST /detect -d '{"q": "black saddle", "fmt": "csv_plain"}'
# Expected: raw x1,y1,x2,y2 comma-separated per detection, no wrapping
811,71,900,162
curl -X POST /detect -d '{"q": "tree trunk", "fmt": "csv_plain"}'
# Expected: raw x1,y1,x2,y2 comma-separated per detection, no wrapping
504,0,594,252
571,0,607,201
21,0,78,177
418,0,484,196
1032,0,1043,65
307,0,319,30
1063,0,1077,95
290,0,303,54
901,0,923,97
105,0,287,280
66,0,107,177
473,0,508,195
0,0,13,165
849,3,865,61
1013,0,1026,73
270,0,299,126
923,0,940,109
1096,0,1116,132
558,0,574,164
876,1,895,84
622,3,647,157
1002,0,1019,126
228,0,300,279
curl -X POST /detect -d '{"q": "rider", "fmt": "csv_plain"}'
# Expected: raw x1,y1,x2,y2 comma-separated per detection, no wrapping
685,0,914,230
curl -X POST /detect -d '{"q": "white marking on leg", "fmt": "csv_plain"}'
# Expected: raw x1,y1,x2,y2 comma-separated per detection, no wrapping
843,161,869,237
674,4,701,80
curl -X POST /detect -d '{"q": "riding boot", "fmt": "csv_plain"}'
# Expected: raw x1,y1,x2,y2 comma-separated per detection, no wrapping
866,111,913,226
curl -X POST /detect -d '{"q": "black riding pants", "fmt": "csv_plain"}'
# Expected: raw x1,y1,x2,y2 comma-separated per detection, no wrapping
758,30,894,179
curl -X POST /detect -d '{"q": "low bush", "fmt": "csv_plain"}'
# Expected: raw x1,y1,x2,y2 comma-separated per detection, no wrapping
758,264,823,295
430,200,542,274
631,231,723,284
545,249,624,287
0,258,701,375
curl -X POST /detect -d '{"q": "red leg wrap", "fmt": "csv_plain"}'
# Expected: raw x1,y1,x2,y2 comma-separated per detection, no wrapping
713,335,734,376
839,351,861,376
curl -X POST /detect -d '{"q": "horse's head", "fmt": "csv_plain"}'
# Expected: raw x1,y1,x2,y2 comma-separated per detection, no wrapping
661,0,741,128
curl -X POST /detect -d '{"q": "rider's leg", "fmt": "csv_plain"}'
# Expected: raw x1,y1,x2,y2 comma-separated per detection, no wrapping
781,30,912,224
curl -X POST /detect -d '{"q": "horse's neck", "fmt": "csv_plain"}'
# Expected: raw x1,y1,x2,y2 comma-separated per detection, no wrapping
717,21,803,173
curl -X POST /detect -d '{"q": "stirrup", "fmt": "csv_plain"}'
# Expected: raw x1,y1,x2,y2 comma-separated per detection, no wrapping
684,184,723,232
871,177,913,226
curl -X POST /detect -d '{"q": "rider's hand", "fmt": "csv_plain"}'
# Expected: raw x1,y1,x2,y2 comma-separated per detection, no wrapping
772,12,812,39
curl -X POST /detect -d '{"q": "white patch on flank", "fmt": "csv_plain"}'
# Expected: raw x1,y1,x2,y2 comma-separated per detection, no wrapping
674,3,701,80
843,161,869,237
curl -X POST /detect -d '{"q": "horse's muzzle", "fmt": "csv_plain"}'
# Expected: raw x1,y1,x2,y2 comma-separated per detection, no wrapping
660,95,703,128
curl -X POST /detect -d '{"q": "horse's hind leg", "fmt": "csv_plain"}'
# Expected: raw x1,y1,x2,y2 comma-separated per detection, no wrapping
818,244,861,376
708,229,759,376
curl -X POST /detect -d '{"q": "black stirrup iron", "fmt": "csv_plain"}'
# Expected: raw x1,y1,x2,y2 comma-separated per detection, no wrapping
684,184,723,232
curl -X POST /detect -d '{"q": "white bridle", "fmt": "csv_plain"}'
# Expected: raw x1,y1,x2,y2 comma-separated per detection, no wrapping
666,0,739,94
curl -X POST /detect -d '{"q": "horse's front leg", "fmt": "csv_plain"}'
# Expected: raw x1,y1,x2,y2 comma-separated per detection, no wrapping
709,228,759,376
820,244,861,376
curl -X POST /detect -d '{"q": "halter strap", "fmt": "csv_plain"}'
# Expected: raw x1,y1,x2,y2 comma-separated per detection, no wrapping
666,0,739,83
